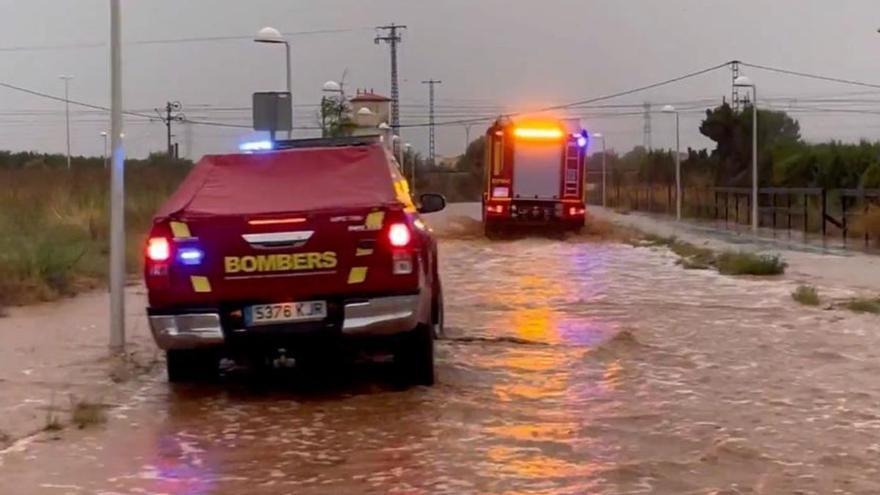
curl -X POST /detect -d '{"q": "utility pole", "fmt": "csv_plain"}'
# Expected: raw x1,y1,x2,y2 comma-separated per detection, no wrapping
642,102,652,150
109,0,125,352
156,101,184,158
374,23,406,143
464,123,474,153
731,60,742,111
422,79,441,166
59,75,74,169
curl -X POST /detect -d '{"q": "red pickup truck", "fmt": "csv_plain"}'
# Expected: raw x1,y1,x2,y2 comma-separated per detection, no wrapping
144,138,446,385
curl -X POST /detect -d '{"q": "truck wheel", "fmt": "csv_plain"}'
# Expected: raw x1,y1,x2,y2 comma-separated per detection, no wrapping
166,349,219,383
395,324,435,386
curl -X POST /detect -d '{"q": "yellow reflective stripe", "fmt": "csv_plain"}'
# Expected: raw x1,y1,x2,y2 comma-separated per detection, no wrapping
347,267,368,284
365,211,385,231
356,248,374,257
170,221,192,239
190,276,212,293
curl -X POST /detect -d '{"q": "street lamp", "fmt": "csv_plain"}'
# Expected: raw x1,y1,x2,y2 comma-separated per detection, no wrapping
662,105,682,221
734,75,759,232
254,27,292,139
100,131,109,170
59,75,74,170
593,132,607,208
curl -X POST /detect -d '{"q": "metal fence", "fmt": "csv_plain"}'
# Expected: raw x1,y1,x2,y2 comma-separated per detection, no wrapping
586,183,880,247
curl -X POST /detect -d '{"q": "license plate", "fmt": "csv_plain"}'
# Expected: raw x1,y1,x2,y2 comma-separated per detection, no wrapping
246,301,327,326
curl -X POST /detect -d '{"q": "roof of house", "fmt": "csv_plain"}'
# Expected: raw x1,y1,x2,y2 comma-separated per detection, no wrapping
351,90,391,103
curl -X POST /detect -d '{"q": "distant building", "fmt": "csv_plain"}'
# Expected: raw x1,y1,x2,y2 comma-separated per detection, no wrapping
435,155,459,170
351,89,391,131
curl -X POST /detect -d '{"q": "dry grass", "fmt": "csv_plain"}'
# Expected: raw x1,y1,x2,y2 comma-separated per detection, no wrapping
843,297,880,314
70,399,107,429
792,285,821,306
854,205,880,245
44,393,63,432
0,160,188,306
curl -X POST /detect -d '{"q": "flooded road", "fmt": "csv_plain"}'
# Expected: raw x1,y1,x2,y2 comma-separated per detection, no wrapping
3,217,880,494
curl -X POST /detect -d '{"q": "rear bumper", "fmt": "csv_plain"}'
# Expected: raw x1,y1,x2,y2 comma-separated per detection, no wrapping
485,200,585,226
148,295,421,351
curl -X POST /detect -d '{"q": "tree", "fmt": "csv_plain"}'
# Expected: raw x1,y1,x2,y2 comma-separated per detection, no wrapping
455,136,486,181
700,103,801,186
862,162,880,189
319,97,355,138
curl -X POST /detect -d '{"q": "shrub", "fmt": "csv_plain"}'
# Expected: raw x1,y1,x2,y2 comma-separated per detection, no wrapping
792,285,820,306
716,251,787,276
71,399,107,429
844,298,880,314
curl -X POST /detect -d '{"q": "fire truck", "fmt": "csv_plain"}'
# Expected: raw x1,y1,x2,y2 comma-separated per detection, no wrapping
482,117,588,236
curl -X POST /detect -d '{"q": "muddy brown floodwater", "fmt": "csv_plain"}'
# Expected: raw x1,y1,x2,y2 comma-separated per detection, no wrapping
2,218,880,494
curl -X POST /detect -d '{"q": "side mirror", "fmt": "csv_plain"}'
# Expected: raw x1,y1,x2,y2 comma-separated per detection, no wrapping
418,193,446,214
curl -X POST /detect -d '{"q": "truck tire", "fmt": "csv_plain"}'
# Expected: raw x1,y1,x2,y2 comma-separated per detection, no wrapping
166,349,219,383
395,324,435,386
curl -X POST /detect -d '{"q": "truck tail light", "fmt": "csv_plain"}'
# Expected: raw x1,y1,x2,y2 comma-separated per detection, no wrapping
492,186,510,198
147,237,171,262
486,204,505,215
388,223,411,247
568,207,585,217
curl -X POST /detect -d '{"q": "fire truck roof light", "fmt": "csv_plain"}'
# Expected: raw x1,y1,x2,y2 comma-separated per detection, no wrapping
513,127,565,140
577,136,588,148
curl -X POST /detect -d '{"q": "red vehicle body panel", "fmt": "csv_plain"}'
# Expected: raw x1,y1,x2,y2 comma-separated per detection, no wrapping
145,144,435,311
156,146,399,218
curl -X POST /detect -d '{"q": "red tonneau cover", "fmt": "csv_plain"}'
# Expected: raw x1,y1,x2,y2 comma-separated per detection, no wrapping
156,144,399,219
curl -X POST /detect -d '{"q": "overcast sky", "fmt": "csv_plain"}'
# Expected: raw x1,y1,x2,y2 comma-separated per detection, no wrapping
2,0,880,160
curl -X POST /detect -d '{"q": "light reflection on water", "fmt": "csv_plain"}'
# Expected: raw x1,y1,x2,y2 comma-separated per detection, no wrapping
2,232,880,494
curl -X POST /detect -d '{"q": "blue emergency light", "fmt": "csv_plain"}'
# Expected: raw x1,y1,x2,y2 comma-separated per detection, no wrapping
239,140,274,152
177,247,205,266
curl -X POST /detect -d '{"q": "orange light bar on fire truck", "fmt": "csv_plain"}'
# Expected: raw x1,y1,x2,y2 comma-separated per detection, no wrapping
513,127,565,140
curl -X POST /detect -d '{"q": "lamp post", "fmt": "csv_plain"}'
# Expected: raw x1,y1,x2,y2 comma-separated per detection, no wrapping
734,75,759,232
593,133,607,208
59,75,74,170
109,0,126,352
255,27,292,139
405,143,414,192
662,105,682,221
100,131,109,169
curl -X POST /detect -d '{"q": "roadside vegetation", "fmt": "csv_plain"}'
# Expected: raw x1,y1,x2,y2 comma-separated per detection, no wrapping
637,234,787,276
842,297,880,314
0,152,191,309
71,399,107,429
716,252,787,276
792,285,821,306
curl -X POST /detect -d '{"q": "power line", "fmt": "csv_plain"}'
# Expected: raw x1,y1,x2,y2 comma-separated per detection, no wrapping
399,61,732,128
0,27,373,52
740,62,880,90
